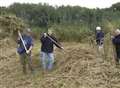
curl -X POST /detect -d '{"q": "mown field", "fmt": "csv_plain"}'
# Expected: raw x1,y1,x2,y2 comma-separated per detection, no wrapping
0,38,120,88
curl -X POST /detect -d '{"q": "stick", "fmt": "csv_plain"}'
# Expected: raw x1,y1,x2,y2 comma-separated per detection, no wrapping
46,34,63,49
18,31,27,52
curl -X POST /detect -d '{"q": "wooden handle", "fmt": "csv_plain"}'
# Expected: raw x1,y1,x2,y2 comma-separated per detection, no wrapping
18,31,27,52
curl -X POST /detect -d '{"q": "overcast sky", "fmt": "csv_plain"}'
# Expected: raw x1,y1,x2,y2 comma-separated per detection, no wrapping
0,0,120,8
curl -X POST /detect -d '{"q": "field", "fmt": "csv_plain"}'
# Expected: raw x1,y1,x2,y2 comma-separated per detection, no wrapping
0,38,120,88
1,2,120,88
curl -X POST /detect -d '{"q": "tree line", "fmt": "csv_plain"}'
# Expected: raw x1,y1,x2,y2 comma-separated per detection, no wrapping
0,2,120,41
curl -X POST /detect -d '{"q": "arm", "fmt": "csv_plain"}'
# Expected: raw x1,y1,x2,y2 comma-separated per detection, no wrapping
96,32,99,40
27,45,33,53
112,37,120,45
26,37,34,54
101,32,104,41
50,35,63,49
17,37,21,44
101,32,104,39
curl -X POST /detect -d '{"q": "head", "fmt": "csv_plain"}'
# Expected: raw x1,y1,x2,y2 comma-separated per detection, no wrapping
48,28,53,35
24,28,32,36
115,29,120,35
96,26,101,31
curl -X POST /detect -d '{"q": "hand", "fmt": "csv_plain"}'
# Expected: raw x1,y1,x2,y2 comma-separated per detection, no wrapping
18,37,20,40
61,47,64,50
111,36,114,39
44,33,47,37
18,44,20,47
26,50,30,54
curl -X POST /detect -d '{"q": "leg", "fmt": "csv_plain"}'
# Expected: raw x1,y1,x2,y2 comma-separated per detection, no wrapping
40,52,47,70
98,40,104,55
27,53,34,72
116,55,120,65
20,53,27,74
96,40,100,51
115,57,119,67
98,40,103,52
47,53,54,70
99,44,104,54
116,51,120,65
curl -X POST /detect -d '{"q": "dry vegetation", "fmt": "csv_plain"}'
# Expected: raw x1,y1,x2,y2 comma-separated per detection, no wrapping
0,38,120,88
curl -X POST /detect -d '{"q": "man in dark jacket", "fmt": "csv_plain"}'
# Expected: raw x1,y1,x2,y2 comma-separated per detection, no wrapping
112,29,120,64
40,29,63,71
96,26,104,51
17,28,34,74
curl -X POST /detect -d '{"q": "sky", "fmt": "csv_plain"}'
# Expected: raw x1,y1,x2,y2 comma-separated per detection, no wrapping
0,0,120,8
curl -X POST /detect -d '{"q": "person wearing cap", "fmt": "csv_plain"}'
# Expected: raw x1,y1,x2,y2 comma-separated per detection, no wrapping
95,26,104,51
17,28,34,74
112,29,120,65
40,29,64,71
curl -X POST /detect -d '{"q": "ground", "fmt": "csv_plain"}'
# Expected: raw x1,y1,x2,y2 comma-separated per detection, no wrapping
0,39,120,88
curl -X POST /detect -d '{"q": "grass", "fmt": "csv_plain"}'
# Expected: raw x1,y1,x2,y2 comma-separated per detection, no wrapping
1,34,120,88
31,24,93,42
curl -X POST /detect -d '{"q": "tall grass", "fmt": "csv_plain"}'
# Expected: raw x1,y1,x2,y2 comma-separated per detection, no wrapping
31,27,47,39
31,19,120,42
31,24,93,42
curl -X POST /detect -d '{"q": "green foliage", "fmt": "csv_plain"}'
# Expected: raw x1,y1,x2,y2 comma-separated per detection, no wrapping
1,2,120,41
31,27,47,39
29,24,93,42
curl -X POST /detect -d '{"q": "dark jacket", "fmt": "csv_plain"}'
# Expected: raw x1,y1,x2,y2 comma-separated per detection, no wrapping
96,31,104,45
112,34,120,45
112,34,120,58
96,31,104,40
40,34,62,53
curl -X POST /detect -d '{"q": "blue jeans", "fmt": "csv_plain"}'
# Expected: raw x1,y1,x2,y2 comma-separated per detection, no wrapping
40,51,54,70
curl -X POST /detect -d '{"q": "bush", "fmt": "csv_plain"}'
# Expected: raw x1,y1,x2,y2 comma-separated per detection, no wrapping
0,15,26,39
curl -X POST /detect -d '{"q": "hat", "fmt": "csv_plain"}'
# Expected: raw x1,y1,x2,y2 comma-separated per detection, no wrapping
96,26,101,31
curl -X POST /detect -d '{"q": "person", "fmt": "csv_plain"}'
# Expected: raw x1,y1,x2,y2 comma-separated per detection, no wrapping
112,29,120,65
40,29,64,71
95,26,104,52
17,28,34,74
